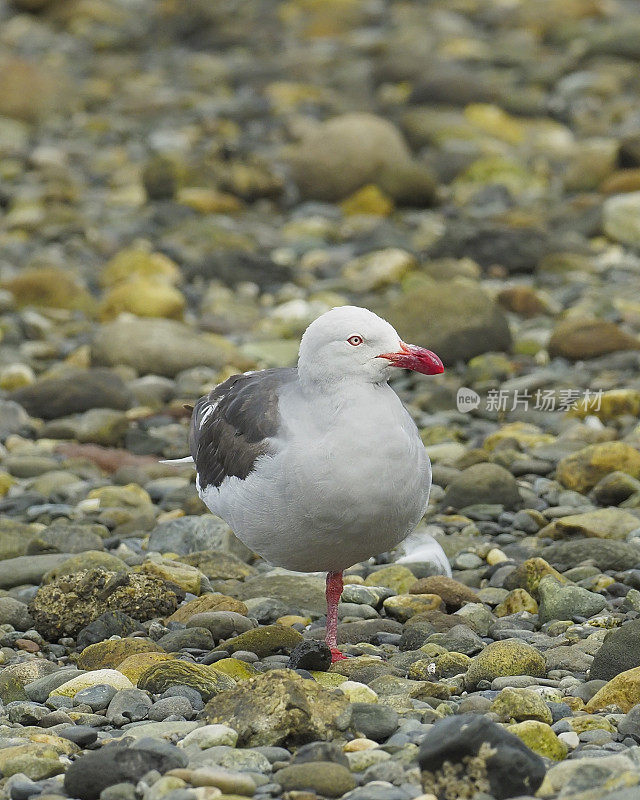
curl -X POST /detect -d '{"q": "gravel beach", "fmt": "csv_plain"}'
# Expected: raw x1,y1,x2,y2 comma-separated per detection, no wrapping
1,1,640,799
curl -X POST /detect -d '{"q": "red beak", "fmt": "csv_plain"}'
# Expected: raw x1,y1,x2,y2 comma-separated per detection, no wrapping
378,341,444,376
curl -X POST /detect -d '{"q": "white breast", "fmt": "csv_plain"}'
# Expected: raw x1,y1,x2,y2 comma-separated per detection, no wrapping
199,381,431,572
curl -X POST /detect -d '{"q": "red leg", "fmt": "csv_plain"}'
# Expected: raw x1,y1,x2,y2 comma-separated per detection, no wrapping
326,570,347,662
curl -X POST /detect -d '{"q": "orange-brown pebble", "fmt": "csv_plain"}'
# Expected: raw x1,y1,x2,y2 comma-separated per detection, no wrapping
16,639,40,653
343,738,379,752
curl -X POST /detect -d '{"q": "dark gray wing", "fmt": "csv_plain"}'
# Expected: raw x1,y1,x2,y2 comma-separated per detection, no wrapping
189,367,296,490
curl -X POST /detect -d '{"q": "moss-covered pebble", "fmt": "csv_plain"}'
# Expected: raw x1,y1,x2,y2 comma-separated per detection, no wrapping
466,640,546,689
137,661,235,701
508,721,568,761
76,638,162,670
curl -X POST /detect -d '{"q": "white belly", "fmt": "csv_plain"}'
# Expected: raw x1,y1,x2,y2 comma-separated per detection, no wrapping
199,383,431,572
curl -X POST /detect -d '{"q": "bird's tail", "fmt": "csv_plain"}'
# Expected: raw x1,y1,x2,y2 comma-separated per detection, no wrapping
159,456,195,467
396,530,452,577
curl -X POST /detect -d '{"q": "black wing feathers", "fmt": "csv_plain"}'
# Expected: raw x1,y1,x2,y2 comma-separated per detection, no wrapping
190,368,295,489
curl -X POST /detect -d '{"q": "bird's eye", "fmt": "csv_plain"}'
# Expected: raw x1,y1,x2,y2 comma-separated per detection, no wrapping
347,335,363,346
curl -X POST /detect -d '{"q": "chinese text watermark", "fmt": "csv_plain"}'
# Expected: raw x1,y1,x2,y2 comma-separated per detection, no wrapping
456,387,603,414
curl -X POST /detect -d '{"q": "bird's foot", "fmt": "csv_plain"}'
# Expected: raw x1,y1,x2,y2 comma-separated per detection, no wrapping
330,647,347,663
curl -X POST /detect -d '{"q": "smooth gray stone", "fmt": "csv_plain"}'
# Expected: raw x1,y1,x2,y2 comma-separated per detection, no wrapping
73,684,119,711
25,668,85,703
0,553,72,589
106,689,153,726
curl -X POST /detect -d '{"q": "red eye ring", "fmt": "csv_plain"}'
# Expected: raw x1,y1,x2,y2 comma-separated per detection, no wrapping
347,335,363,346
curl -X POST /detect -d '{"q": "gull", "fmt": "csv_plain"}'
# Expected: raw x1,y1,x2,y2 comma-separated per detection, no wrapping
165,306,446,661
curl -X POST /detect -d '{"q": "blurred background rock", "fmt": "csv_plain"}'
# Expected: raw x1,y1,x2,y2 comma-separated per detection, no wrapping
0,0,639,382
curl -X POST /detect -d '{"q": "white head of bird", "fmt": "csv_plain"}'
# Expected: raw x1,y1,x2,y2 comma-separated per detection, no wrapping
297,305,444,385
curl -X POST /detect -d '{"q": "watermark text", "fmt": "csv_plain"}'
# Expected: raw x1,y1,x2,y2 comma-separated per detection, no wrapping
456,387,603,414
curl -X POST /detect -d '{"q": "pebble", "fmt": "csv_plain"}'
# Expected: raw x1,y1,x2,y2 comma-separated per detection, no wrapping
350,703,399,742
179,725,238,750
442,463,522,511
186,612,256,642
288,640,332,671
589,619,640,681
51,670,134,699
275,762,356,798
156,627,215,653
165,768,256,796
106,688,153,725
148,696,194,721
72,684,119,711
64,741,187,800
292,741,349,768
419,714,545,797
538,576,608,624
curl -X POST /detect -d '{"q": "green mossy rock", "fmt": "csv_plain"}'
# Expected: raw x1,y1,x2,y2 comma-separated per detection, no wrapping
115,652,176,683
0,661,59,703
51,669,134,697
466,639,546,689
503,557,567,599
74,409,129,448
491,688,553,723
537,576,607,624
437,652,473,679
0,520,41,559
238,573,326,614
375,275,511,365
540,508,640,541
218,624,303,657
586,666,640,713
167,593,248,623
76,638,161,671
367,674,450,701
310,671,349,688
341,247,411,291
508,721,568,761
141,557,204,595
383,594,443,622
537,753,638,798
556,442,640,494
495,588,538,617
327,658,399,686
179,550,256,581
211,657,258,681
364,565,416,594
99,278,185,321
205,668,351,746
0,744,66,780
101,247,181,287
43,551,129,583
88,483,153,509
137,660,235,701
4,267,93,313
569,715,615,734
29,568,181,639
